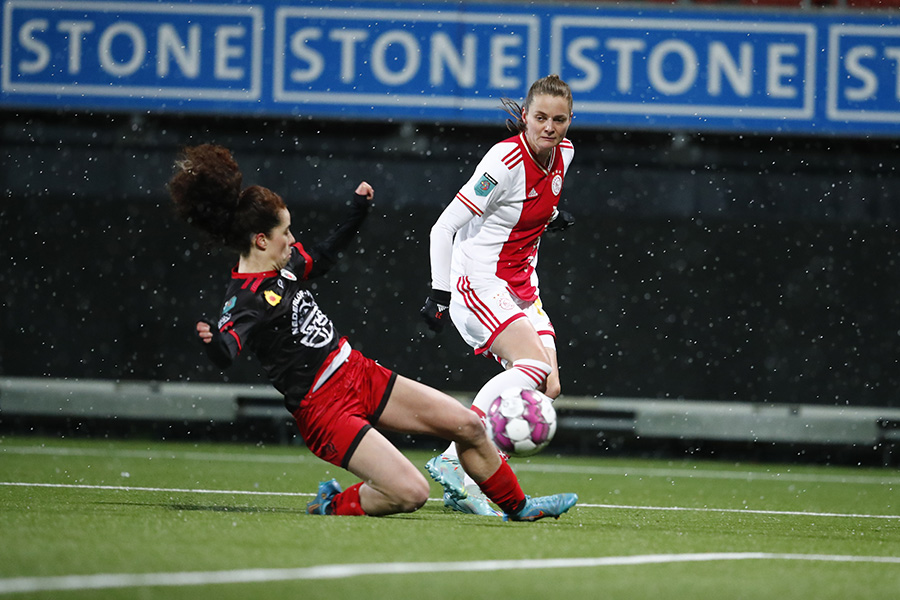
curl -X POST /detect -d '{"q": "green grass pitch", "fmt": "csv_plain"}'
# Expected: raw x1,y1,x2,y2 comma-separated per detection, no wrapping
1,435,898,599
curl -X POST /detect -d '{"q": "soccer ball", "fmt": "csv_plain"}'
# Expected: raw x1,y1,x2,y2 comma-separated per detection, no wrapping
487,387,557,457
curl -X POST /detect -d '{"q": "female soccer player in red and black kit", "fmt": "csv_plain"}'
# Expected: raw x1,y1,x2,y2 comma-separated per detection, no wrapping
168,143,576,520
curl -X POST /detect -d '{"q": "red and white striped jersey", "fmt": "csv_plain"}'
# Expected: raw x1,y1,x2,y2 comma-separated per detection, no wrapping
445,133,574,302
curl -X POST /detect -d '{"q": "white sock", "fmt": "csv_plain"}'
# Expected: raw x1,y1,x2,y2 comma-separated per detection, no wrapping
445,358,551,492
470,358,552,413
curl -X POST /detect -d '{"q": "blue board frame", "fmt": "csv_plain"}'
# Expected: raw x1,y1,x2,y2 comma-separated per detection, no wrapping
2,0,899,136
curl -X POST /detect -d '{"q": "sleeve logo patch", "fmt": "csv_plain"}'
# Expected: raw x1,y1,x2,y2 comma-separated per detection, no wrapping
474,172,498,197
222,296,236,313
264,290,282,306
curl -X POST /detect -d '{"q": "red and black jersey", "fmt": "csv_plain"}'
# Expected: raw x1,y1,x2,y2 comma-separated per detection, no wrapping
203,194,370,411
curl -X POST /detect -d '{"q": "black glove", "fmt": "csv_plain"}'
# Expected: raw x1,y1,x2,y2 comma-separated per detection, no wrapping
420,289,452,332
546,209,575,233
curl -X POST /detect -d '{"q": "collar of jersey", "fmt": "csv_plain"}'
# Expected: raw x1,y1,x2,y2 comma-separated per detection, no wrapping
230,264,279,280
518,133,555,175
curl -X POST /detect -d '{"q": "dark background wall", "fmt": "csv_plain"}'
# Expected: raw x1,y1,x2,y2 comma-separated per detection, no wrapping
2,111,899,407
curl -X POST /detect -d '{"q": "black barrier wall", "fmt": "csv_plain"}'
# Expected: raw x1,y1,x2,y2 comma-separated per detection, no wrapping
2,112,899,407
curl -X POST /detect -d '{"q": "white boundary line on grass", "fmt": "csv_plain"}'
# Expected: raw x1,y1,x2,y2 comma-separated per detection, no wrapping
585,502,900,520
0,553,898,594
3,445,898,485
512,462,900,486
2,481,899,520
0,445,314,465
0,481,309,498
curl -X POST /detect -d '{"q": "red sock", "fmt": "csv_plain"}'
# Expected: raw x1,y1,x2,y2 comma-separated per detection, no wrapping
478,460,526,515
330,482,367,516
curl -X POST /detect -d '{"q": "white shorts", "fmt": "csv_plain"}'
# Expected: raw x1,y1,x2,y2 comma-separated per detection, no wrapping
449,276,556,363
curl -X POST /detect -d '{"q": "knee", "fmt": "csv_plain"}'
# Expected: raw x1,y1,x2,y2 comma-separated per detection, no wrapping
543,379,561,400
391,476,430,513
451,409,489,445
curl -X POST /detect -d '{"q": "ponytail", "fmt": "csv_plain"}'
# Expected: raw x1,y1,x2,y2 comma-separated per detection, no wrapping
501,74,573,133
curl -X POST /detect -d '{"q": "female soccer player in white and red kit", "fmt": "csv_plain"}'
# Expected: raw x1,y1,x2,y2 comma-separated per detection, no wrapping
421,75,576,516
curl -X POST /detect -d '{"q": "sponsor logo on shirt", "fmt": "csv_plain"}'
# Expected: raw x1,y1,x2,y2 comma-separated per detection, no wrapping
528,187,539,198
474,172,498,197
280,268,297,281
290,290,334,347
264,290,282,306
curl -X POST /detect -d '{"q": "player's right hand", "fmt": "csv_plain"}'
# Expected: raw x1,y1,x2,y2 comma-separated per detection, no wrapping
420,290,451,332
196,319,215,344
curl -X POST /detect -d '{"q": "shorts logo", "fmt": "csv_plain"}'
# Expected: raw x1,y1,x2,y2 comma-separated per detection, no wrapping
264,290,282,306
551,174,563,196
321,442,337,463
474,172,498,197
496,294,515,311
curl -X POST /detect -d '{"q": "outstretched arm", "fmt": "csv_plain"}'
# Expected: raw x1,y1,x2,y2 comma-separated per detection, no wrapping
303,181,374,279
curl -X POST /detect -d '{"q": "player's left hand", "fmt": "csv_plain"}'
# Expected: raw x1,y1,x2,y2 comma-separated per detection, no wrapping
355,181,374,201
546,209,575,233
420,289,452,332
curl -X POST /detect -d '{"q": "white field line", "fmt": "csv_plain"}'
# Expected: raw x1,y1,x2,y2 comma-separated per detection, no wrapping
0,553,898,594
3,445,897,485
0,445,313,464
512,462,900,486
0,481,309,497
583,502,900,520
1,481,898,520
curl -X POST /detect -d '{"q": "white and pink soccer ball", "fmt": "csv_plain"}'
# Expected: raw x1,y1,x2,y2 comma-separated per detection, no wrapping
487,387,557,457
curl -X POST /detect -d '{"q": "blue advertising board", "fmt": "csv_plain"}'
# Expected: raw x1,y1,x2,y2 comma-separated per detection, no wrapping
2,0,899,136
